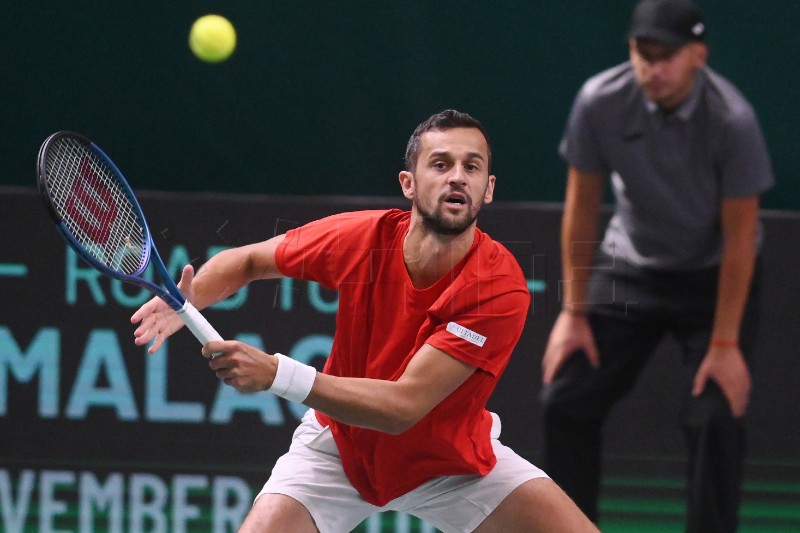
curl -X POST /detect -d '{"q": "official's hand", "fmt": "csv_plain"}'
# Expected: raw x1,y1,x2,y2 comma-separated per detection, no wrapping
692,345,751,417
131,264,197,354
541,311,600,384
205,340,279,393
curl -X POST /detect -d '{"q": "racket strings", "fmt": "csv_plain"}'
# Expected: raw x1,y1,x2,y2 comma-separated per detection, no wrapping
45,138,148,275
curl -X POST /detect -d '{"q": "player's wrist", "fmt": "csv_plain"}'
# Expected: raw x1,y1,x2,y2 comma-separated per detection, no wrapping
710,337,738,348
270,353,316,403
562,304,588,317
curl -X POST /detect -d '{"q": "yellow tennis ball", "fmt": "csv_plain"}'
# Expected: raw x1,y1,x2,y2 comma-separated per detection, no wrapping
189,15,237,63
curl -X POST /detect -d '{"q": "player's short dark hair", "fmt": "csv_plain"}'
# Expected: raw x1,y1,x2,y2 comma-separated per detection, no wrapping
404,109,492,172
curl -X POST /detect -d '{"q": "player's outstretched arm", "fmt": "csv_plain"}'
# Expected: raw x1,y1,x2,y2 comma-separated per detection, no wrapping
203,341,475,435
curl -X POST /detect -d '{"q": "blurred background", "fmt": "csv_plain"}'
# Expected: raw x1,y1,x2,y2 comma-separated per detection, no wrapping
1,0,795,209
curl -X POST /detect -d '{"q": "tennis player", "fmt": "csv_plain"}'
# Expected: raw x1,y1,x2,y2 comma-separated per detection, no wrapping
132,109,597,532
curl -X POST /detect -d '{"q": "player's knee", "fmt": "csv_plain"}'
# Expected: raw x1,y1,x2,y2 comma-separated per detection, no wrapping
239,493,318,533
682,385,740,426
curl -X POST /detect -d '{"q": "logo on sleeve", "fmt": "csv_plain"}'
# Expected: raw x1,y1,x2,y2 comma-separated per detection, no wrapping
446,322,487,347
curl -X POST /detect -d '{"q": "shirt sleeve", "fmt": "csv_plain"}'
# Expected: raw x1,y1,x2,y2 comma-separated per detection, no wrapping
276,212,378,290
426,275,530,377
558,83,610,177
717,107,775,198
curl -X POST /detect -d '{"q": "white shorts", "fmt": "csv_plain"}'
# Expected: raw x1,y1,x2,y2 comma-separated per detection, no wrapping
258,409,548,533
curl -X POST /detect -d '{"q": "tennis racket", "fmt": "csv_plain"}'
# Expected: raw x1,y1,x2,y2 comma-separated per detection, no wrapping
36,131,222,348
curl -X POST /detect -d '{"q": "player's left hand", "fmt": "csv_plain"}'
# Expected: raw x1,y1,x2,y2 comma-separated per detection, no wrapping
692,344,751,417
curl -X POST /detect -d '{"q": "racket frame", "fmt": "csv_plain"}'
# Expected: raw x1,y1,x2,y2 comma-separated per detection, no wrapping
38,131,223,346
39,132,224,346
37,131,223,346
37,131,186,311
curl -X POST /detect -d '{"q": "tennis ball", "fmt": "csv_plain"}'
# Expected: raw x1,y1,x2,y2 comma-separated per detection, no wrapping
189,15,237,63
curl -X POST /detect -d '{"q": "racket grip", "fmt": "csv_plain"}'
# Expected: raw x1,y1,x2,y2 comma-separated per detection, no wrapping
177,301,223,345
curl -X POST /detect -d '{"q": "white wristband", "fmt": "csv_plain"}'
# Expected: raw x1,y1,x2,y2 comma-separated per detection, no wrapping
270,353,316,403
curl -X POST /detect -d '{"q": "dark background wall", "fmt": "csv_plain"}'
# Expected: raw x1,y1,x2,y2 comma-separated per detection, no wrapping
1,1,796,209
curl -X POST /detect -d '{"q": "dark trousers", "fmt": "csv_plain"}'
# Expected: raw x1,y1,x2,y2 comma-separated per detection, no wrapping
541,256,760,532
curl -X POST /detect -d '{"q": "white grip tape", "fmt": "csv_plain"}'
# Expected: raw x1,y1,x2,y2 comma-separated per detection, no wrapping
270,353,316,403
177,301,223,345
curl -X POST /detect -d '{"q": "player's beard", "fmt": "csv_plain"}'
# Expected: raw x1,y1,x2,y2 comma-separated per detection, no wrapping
415,190,482,236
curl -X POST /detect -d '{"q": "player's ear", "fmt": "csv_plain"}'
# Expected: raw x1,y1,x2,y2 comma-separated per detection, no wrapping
483,174,496,204
627,38,638,58
399,170,415,200
693,42,708,67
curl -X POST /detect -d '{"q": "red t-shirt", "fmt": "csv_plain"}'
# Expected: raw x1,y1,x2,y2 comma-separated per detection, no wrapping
275,209,530,505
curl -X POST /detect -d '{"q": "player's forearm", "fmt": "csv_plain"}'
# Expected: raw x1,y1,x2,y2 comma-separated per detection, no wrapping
193,239,283,309
300,345,473,435
712,198,759,342
561,169,604,313
304,374,424,435
561,214,599,312
190,248,253,309
712,236,757,343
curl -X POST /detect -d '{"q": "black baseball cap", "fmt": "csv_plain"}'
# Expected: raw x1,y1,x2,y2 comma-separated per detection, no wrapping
628,0,706,48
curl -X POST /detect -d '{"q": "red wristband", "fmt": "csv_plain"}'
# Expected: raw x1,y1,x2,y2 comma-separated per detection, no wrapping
710,338,738,348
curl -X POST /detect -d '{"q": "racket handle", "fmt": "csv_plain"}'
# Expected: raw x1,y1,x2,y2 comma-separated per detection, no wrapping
177,300,224,345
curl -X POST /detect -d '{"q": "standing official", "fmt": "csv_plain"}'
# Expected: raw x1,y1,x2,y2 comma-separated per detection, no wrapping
540,1,774,531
